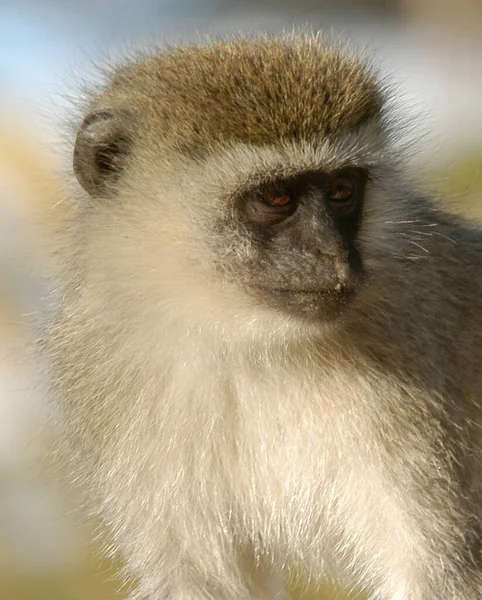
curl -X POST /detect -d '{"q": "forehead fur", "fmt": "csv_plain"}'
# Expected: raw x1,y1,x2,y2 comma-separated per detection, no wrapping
99,35,384,156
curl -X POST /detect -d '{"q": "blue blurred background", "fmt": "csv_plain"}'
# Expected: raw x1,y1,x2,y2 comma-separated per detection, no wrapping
0,1,481,599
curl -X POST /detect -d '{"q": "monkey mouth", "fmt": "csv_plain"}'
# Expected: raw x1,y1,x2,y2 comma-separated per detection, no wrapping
259,279,361,297
266,287,349,295
253,283,360,321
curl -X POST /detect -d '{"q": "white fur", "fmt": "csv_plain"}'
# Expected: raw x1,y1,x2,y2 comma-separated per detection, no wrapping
45,127,482,600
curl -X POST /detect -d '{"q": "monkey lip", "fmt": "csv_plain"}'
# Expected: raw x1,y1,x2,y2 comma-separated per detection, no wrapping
253,283,360,321
260,285,358,297
268,288,339,294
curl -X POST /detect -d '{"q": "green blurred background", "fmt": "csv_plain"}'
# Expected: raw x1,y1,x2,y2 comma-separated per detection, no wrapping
0,1,481,598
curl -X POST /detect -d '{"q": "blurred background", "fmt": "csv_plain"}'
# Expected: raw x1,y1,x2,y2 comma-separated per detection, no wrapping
0,1,481,599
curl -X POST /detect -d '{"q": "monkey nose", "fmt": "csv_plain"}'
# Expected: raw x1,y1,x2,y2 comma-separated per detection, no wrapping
335,261,351,284
334,254,363,294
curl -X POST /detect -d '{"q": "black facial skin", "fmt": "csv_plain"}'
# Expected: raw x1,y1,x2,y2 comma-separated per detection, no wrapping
234,168,367,322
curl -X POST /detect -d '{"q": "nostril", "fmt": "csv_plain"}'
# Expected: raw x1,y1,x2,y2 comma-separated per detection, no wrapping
312,245,340,261
312,247,325,260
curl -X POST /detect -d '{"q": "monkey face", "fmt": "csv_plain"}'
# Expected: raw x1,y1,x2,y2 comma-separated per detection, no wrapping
213,167,367,322
70,38,387,328
71,103,375,327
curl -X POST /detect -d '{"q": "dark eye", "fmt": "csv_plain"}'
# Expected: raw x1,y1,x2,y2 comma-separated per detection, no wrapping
243,182,297,226
261,185,293,207
328,174,357,217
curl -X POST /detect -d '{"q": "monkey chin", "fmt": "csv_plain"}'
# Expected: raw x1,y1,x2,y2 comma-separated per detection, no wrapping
257,285,360,323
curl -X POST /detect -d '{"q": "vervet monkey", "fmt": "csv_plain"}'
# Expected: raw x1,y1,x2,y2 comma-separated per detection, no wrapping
43,34,482,600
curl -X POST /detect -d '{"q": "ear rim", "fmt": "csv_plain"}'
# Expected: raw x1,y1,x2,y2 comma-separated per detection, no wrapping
73,108,133,197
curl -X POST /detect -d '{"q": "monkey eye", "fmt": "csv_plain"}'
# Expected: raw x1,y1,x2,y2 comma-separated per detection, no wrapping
243,182,297,226
327,174,357,217
261,185,293,207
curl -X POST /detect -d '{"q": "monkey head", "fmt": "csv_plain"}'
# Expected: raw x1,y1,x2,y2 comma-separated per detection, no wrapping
71,37,397,331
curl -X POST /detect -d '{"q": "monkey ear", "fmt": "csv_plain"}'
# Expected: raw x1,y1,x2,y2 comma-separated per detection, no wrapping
73,109,133,197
